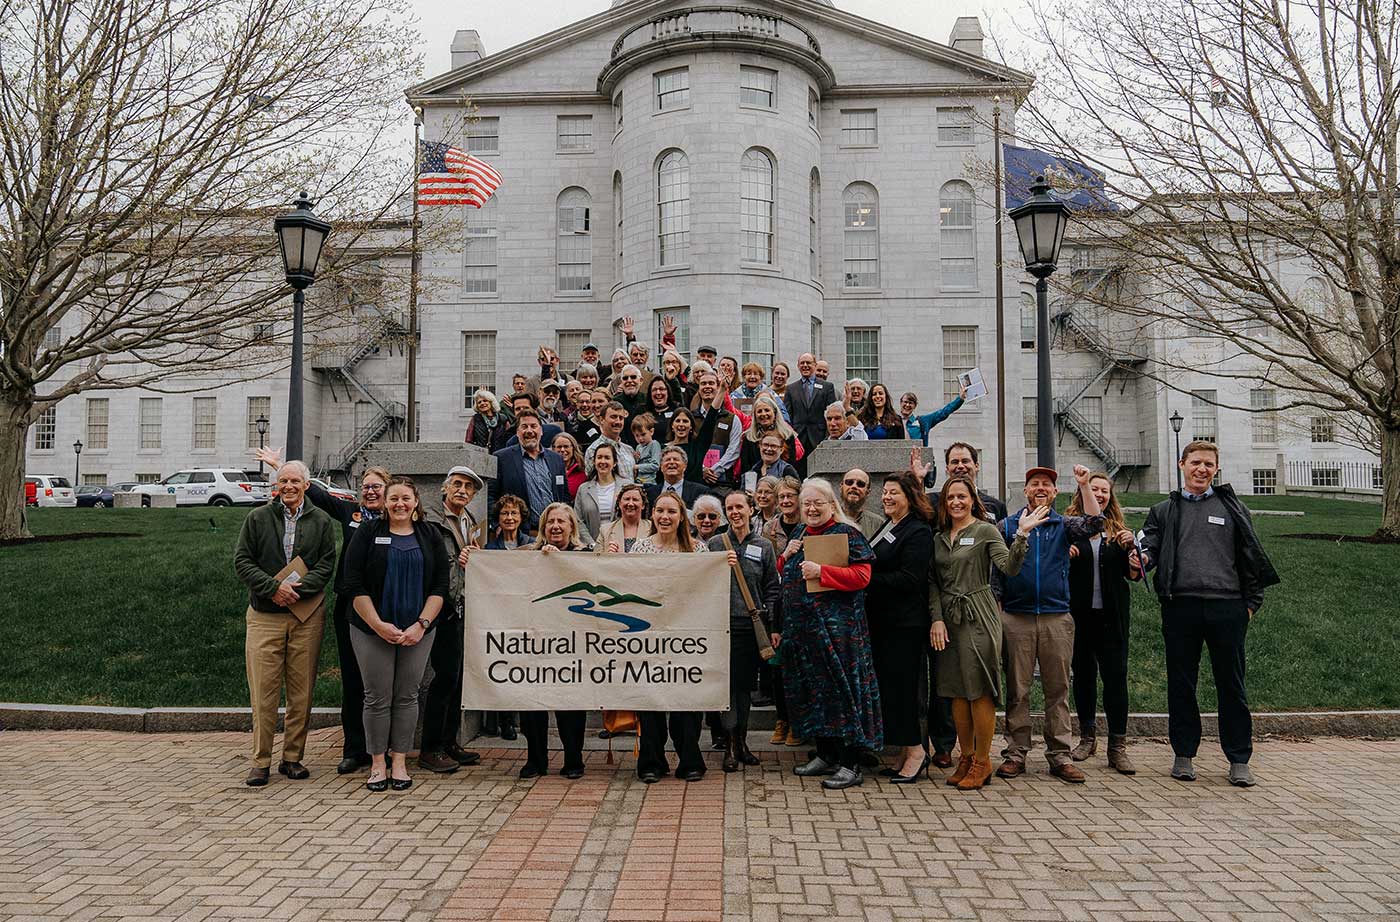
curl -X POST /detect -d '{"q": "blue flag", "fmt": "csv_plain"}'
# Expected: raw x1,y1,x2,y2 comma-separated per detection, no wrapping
1003,144,1116,212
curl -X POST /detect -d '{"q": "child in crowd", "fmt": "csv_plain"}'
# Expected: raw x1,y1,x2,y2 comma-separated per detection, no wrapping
632,413,661,485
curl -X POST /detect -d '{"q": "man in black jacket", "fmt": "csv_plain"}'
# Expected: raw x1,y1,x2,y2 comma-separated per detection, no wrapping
1139,441,1280,787
256,447,388,776
944,442,1008,522
645,446,714,510
490,409,570,536
784,353,839,469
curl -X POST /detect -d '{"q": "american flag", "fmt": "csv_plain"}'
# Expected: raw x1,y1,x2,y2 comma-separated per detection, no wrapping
417,140,503,207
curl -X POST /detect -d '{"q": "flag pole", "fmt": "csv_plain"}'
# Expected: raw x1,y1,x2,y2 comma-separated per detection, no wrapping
406,106,422,443
993,97,1007,500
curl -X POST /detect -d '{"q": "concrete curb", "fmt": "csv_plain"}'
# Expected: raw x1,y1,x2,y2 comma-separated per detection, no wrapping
3,701,1398,738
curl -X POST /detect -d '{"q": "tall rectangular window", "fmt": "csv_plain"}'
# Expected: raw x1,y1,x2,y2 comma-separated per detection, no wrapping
840,109,877,146
1310,416,1336,443
557,191,592,292
1080,396,1104,431
844,328,880,382
741,307,777,369
808,170,820,279
810,317,823,358
937,106,974,144
467,117,499,153
939,181,977,289
613,93,623,131
462,333,498,407
192,397,217,449
1023,397,1038,452
139,397,162,449
657,151,690,266
657,308,690,362
842,184,879,288
808,88,819,132
135,473,161,484
556,331,592,366
1020,294,1036,349
1190,390,1218,442
740,150,775,264
556,115,592,151
655,68,689,110
33,406,56,450
1250,388,1278,445
86,399,109,450
246,396,270,449
740,66,777,108
464,196,498,294
941,326,978,402
43,325,62,351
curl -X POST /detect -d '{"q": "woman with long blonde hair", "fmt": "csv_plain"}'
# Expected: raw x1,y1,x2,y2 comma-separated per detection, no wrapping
1065,473,1140,774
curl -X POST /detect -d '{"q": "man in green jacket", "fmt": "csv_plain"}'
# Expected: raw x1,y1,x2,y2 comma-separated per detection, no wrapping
233,460,337,787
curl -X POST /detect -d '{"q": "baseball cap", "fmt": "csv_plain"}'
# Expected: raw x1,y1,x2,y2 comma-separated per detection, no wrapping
446,466,485,490
697,344,718,354
582,343,599,352
540,380,561,393
1024,466,1058,485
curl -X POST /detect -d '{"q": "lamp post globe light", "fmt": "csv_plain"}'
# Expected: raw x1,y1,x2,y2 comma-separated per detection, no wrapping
255,415,270,476
1008,174,1071,471
73,439,83,488
274,192,332,462
1169,409,1185,491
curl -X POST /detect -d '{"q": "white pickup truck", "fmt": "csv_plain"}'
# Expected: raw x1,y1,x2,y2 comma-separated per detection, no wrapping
130,469,271,507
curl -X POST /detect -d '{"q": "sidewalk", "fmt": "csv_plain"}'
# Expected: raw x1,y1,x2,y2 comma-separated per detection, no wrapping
2,729,1397,922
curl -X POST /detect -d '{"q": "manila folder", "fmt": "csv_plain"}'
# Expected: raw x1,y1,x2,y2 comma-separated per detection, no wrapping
803,533,849,593
273,556,325,623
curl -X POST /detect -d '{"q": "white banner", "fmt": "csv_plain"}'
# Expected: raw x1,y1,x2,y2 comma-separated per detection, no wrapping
461,550,730,711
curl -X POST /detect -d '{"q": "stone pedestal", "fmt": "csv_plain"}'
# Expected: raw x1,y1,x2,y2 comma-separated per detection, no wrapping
805,439,936,491
358,441,497,746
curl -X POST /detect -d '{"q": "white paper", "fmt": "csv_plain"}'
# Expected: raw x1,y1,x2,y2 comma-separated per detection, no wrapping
743,472,758,492
958,367,988,402
280,571,303,587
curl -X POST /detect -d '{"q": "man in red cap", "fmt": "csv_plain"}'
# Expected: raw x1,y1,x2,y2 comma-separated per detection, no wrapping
996,463,1103,783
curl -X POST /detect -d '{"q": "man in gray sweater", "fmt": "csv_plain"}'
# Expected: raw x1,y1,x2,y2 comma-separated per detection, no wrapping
1139,441,1279,788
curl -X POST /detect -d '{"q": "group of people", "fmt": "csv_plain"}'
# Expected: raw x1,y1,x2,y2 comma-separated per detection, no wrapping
233,333,1278,794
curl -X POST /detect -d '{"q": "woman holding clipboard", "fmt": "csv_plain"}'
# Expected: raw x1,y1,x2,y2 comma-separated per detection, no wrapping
776,479,881,790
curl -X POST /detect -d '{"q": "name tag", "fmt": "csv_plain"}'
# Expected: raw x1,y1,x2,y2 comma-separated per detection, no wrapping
348,521,359,528
1208,515,1226,526
959,537,975,546
717,422,729,431
555,475,566,486
744,545,763,561
375,536,392,545
881,531,897,544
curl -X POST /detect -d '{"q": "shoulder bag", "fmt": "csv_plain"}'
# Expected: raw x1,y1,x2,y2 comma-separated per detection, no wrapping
720,532,777,662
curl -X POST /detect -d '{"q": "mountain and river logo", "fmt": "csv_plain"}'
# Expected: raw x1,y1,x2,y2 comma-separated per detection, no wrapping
532,582,661,633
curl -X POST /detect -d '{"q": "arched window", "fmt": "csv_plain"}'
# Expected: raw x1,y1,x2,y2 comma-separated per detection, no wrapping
556,187,591,292
612,172,623,280
939,180,976,289
464,193,498,294
657,150,690,266
741,149,775,264
809,168,821,280
842,182,879,289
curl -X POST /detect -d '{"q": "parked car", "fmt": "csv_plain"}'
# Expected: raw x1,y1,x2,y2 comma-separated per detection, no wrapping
24,475,77,508
128,469,271,507
75,484,117,508
311,478,356,502
111,482,140,494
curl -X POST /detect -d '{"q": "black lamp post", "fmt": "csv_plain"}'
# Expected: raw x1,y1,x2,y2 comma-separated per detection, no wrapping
1169,410,1184,491
256,416,270,476
1009,174,1071,470
72,439,83,487
274,193,332,462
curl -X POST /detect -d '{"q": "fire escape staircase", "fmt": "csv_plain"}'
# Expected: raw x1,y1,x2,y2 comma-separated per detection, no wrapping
311,317,409,478
1051,269,1152,481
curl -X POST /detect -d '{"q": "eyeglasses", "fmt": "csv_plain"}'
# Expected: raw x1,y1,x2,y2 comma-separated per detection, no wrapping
801,500,831,509
842,479,869,488
361,485,384,493
695,513,719,520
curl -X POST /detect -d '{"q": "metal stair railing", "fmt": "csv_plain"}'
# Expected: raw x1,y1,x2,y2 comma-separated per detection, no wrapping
322,400,407,476
1053,398,1151,479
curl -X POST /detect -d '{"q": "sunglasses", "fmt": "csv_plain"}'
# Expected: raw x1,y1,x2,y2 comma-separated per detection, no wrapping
842,478,869,487
695,512,720,520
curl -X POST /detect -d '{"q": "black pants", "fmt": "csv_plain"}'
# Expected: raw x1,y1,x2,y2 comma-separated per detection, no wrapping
924,647,956,754
332,593,368,760
637,711,704,778
766,662,788,722
870,625,925,747
1161,597,1252,764
520,711,586,773
816,737,857,770
420,614,463,753
1072,606,1130,736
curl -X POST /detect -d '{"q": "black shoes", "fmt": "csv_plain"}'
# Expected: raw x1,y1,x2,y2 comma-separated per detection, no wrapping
337,755,371,775
366,770,389,793
639,771,662,784
677,768,705,782
710,729,729,751
245,767,270,787
888,757,929,785
519,762,545,780
418,750,460,773
390,776,412,791
737,738,760,766
445,744,482,766
277,761,310,780
500,722,518,741
560,765,585,780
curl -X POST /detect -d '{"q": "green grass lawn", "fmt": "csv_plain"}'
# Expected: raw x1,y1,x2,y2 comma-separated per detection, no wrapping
2,495,1397,711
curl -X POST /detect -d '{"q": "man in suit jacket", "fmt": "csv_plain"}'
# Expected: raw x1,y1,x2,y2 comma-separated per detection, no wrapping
645,445,713,511
503,391,562,449
784,352,839,462
490,409,570,536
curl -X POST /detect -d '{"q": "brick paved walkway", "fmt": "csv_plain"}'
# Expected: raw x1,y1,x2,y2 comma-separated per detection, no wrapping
3,730,1398,922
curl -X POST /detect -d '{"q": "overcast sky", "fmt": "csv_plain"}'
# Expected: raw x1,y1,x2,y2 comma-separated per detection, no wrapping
406,0,1023,79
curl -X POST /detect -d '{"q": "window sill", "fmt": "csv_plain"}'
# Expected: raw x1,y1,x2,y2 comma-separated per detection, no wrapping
938,140,975,147
654,106,690,117
839,143,879,150
741,262,781,274
941,285,980,294
651,264,690,276
739,103,776,114
469,150,501,158
554,290,596,298
556,148,594,156
841,288,883,297
31,449,55,455
460,292,500,300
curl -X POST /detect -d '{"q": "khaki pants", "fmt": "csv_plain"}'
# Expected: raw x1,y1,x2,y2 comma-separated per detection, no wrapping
1000,611,1075,767
245,603,325,768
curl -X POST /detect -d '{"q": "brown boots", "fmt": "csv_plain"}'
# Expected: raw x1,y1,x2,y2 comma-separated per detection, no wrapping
1107,734,1136,774
946,755,974,787
956,757,995,790
1070,732,1097,761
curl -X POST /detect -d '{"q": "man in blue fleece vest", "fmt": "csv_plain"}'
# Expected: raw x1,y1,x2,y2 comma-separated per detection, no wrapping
997,464,1103,783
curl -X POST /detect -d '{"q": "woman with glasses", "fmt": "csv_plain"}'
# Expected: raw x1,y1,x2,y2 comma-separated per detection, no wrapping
760,475,805,747
777,479,881,790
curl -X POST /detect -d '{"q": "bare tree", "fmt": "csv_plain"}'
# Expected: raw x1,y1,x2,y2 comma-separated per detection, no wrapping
0,0,423,539
1010,0,1399,537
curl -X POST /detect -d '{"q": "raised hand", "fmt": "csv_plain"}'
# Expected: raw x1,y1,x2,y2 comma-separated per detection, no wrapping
619,315,634,336
1017,504,1052,536
662,315,677,337
909,447,931,481
1073,463,1091,485
253,446,283,471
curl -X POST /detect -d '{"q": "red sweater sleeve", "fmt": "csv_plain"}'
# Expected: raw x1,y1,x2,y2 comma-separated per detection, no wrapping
819,562,871,592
